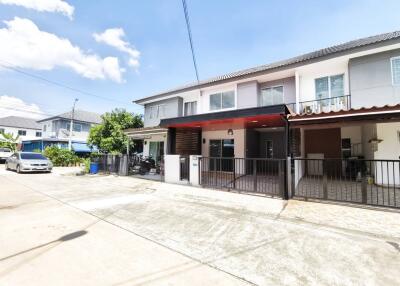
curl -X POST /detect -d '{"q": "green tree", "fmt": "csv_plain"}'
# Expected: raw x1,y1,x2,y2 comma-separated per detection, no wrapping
88,108,143,154
0,131,19,151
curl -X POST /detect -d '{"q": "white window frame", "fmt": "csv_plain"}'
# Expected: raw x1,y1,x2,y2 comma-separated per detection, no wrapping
315,74,345,100
208,90,236,112
260,85,285,106
36,131,42,137
184,101,197,116
18,130,27,136
391,56,400,86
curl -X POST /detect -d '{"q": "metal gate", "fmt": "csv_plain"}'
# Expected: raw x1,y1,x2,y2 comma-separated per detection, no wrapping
199,157,286,197
292,158,400,208
180,155,190,181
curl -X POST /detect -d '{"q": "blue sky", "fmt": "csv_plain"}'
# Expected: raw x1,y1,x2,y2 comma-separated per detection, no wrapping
1,0,400,118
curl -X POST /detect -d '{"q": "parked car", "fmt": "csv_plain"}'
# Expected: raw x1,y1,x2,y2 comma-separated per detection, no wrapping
0,147,12,162
5,152,53,173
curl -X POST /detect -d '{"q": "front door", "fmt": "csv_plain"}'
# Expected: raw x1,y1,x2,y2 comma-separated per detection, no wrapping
209,139,234,171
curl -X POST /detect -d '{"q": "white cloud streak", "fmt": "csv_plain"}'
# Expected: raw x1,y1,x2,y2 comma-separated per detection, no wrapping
93,28,140,70
0,17,125,83
0,95,45,119
0,0,74,19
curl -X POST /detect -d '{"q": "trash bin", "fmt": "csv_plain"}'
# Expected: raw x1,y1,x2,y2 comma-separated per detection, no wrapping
90,162,99,174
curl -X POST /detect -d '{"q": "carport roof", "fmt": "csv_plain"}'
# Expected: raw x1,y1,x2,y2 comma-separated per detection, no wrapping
160,104,289,128
288,104,400,126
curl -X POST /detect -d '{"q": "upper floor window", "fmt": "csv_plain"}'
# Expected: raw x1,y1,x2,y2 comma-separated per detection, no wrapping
0,128,4,134
315,74,344,101
210,91,235,111
260,86,284,106
18,130,26,136
391,56,400,85
73,123,82,132
36,131,42,137
184,101,197,116
147,104,166,119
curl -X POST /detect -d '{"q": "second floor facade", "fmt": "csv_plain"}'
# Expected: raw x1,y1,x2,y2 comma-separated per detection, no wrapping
38,110,102,142
135,31,400,127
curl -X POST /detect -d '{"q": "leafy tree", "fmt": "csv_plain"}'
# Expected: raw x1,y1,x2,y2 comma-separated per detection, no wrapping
88,108,143,154
0,131,19,151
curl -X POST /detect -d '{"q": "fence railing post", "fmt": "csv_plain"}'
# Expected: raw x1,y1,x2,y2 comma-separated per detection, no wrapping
278,160,286,198
253,159,257,192
233,158,236,189
322,160,328,199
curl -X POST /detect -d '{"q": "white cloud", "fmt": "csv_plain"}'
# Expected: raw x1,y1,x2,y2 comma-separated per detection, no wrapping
93,28,140,70
0,17,124,83
0,95,46,119
0,0,74,19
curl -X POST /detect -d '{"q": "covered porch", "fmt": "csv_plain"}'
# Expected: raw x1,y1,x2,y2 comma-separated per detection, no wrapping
289,104,400,208
124,126,167,180
160,105,290,196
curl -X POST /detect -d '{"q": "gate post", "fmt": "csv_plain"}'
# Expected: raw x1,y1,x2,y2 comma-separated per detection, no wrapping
323,160,328,199
279,160,289,200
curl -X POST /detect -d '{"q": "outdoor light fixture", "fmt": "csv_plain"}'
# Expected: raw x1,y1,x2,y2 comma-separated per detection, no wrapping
202,138,206,144
228,129,233,135
144,141,147,145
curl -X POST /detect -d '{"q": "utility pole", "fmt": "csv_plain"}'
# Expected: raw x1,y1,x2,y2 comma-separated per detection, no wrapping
68,98,79,151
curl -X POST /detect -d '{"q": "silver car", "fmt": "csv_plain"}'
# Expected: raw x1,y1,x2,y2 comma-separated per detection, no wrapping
5,152,53,173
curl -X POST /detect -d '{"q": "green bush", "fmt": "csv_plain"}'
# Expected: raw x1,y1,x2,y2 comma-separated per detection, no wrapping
82,157,91,173
43,146,82,167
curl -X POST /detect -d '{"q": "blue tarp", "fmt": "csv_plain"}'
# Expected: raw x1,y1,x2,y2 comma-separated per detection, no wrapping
72,142,94,153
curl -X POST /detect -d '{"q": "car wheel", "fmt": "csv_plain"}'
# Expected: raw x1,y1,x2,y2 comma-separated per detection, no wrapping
16,165,21,173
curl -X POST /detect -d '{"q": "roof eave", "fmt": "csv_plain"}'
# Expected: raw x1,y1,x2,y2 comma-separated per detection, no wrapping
134,37,400,105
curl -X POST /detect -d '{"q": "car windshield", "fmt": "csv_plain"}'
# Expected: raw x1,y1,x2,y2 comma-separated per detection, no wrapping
20,153,47,160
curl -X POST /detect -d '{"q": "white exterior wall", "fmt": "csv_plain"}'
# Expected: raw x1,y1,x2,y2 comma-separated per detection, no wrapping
200,84,237,113
181,90,201,114
374,122,400,186
41,119,92,142
0,125,41,142
296,59,349,103
143,134,167,157
201,128,245,158
164,155,181,183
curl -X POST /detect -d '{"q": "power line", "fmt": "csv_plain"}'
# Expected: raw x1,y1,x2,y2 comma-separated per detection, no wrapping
0,106,55,117
181,0,200,82
0,59,142,108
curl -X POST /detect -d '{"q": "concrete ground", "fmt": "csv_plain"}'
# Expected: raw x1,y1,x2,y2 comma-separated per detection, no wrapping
0,165,399,286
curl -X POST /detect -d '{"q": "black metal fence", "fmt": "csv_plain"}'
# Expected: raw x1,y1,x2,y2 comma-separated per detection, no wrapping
93,154,164,181
199,157,286,197
292,158,400,208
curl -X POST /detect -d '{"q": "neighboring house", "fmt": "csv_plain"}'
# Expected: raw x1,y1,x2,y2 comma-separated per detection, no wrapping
22,110,102,153
0,116,42,143
125,31,400,208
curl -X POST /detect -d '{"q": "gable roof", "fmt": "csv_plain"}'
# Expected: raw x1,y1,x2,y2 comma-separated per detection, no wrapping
38,110,102,124
0,116,42,130
134,30,400,104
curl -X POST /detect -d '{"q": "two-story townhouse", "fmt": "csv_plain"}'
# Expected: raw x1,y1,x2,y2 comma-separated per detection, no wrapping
22,110,101,153
0,116,42,143
126,31,400,207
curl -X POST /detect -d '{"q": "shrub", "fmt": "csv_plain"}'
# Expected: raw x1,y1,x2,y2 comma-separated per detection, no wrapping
43,146,81,167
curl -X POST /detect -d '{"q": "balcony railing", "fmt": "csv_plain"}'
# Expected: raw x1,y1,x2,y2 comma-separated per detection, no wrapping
287,95,351,115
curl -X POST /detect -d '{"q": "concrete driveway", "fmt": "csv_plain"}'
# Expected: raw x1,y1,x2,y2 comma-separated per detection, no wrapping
0,166,399,286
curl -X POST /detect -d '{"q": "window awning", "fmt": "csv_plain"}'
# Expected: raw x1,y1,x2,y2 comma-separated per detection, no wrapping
72,142,96,153
160,104,289,129
124,126,168,139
